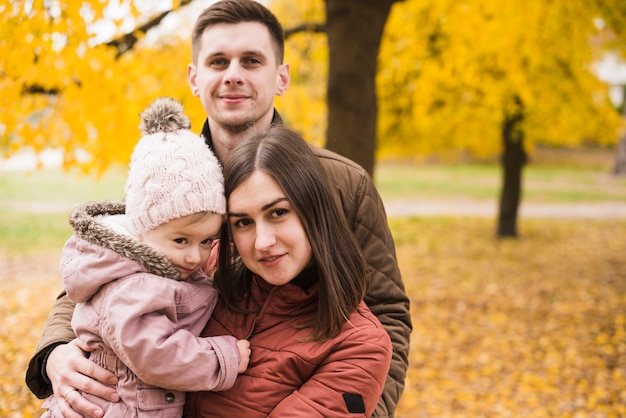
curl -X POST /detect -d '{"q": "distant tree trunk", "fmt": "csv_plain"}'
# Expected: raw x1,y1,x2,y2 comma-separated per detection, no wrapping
614,84,626,175
615,136,626,175
325,0,398,176
497,97,527,238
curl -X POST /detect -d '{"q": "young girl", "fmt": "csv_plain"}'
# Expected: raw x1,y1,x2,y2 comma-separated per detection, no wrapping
41,97,249,417
183,126,393,417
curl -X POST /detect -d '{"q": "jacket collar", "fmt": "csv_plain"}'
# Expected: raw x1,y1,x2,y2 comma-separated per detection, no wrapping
200,110,283,161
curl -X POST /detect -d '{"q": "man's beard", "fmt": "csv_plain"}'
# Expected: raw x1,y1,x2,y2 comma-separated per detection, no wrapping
216,112,257,134
224,119,256,134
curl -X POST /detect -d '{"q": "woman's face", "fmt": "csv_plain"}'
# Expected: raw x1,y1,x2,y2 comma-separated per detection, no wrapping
227,170,312,285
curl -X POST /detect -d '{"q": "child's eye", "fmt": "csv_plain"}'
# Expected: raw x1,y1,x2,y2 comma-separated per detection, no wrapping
174,238,187,244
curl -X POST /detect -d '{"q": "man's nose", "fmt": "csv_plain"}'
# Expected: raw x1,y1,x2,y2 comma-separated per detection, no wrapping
224,61,244,85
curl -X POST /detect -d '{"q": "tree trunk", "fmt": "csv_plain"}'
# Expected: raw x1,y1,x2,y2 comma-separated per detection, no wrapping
614,84,626,175
614,136,626,175
325,0,397,176
497,98,527,238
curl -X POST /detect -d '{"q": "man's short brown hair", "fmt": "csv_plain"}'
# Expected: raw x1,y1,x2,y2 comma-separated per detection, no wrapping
191,0,285,65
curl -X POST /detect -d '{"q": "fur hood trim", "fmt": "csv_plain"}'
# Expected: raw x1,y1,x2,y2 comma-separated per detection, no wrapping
70,201,181,280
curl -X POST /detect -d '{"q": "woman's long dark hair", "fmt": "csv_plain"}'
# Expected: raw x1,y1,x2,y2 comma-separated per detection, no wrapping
216,126,367,340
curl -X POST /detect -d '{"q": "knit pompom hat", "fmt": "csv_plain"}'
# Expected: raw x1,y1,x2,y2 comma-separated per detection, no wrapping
125,97,225,235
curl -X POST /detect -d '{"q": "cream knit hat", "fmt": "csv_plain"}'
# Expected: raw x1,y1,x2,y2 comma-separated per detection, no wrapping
125,97,225,235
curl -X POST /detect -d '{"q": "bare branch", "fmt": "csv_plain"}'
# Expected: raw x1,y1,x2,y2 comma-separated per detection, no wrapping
21,84,59,95
284,23,327,39
107,0,195,58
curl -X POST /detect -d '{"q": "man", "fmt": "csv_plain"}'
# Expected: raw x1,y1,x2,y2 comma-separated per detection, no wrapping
25,1,412,417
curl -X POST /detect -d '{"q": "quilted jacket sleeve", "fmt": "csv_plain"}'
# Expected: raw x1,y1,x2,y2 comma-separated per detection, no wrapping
25,292,76,398
316,147,412,417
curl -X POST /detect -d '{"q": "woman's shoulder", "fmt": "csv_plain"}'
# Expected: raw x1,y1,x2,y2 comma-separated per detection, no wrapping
342,301,392,342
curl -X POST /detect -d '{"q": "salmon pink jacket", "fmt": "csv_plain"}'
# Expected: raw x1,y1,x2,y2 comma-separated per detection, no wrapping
41,201,240,418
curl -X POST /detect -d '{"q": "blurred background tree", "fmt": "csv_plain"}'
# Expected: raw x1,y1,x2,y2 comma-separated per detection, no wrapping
0,0,206,174
1,0,625,236
377,0,626,235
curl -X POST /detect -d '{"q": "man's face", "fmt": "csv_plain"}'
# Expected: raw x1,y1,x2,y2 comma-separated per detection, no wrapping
187,22,290,132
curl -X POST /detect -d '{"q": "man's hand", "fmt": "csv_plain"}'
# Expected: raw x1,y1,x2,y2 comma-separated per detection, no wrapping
47,339,119,418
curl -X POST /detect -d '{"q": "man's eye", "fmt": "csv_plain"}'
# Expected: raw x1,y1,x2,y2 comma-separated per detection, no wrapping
243,58,261,65
210,58,228,67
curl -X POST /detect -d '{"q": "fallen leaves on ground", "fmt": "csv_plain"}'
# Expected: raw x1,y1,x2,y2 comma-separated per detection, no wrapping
393,218,626,417
1,219,624,417
0,252,63,417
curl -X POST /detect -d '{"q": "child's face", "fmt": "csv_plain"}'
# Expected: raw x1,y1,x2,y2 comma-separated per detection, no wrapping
139,212,223,279
227,170,313,286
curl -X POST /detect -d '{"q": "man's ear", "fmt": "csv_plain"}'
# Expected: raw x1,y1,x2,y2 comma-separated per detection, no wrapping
276,63,290,96
187,63,200,96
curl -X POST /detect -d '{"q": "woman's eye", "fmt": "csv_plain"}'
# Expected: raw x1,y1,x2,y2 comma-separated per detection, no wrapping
271,208,287,218
233,219,252,228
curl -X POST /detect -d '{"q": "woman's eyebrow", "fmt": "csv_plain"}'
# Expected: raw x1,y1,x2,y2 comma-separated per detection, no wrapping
228,197,288,217
261,197,288,211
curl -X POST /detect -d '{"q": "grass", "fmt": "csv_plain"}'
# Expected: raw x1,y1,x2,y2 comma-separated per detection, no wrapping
376,162,626,205
0,167,126,255
375,146,626,204
0,166,126,204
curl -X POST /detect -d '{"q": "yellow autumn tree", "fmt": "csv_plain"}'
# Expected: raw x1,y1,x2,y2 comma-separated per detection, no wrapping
0,0,331,174
270,0,328,148
3,0,624,187
0,0,205,175
377,0,625,160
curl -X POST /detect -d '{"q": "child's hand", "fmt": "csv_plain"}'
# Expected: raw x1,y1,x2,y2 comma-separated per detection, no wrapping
236,339,251,373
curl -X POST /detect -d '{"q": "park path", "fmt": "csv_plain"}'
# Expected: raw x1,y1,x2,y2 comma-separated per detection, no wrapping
384,199,626,218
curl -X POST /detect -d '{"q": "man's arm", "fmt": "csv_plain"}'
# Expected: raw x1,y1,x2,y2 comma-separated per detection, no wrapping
26,291,77,398
316,148,412,417
352,172,412,418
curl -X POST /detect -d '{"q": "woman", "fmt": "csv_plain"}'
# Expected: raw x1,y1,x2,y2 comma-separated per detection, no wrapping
183,126,393,417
